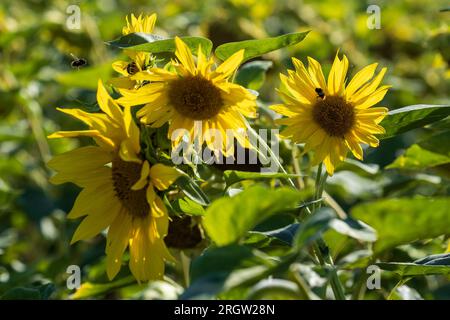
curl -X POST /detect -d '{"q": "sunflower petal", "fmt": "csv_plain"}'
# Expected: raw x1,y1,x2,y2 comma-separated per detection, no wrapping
150,164,182,190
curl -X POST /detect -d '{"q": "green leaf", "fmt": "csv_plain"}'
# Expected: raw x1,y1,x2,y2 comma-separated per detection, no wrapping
203,185,306,246
182,244,273,299
215,31,310,63
418,130,450,157
380,104,450,139
176,175,210,206
329,217,377,242
378,254,450,277
387,144,450,170
107,33,213,56
72,275,135,299
1,283,54,300
247,279,304,299
223,170,302,188
235,61,273,90
173,197,205,216
352,197,450,253
295,208,335,249
1,287,41,300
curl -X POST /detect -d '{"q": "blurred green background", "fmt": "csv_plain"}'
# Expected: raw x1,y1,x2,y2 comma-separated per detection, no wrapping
0,0,449,299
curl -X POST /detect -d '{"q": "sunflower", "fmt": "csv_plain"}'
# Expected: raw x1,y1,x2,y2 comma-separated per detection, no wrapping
116,37,257,157
47,80,182,282
110,13,157,89
271,53,389,175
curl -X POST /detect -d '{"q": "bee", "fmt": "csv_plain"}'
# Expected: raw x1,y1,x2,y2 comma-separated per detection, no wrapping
126,61,139,75
315,87,325,99
70,53,87,69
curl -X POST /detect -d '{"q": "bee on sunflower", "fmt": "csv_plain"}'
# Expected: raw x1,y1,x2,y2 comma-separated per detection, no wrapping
110,13,158,89
47,80,182,282
271,53,390,175
116,37,257,157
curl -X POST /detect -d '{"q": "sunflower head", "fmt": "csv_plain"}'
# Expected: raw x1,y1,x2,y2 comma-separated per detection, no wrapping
272,52,390,175
47,80,182,282
122,13,157,35
117,37,258,156
110,13,158,89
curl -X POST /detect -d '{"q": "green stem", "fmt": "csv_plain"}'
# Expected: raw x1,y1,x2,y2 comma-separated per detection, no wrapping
311,163,346,300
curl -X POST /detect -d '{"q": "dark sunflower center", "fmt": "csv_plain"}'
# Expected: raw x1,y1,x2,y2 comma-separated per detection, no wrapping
164,215,203,249
168,75,223,120
111,156,149,218
312,95,355,137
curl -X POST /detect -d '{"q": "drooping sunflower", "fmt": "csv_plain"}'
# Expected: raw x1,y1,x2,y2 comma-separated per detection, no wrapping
271,53,389,175
110,13,157,89
116,37,257,156
47,80,182,282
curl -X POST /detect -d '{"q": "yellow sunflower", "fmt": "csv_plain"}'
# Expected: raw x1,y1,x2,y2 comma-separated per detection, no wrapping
271,53,389,175
110,13,157,89
47,80,182,282
116,37,257,157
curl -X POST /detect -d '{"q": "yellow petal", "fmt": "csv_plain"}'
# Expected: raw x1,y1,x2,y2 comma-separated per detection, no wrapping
119,139,142,164
146,183,156,205
132,160,150,190
97,79,123,124
123,107,140,153
307,56,327,93
47,145,112,171
47,130,100,139
344,134,364,160
106,212,132,280
128,216,166,282
212,49,244,82
174,37,196,75
150,164,182,190
151,195,167,218
67,178,112,219
350,67,387,103
327,52,348,95
71,191,120,244
112,61,129,77
345,63,378,97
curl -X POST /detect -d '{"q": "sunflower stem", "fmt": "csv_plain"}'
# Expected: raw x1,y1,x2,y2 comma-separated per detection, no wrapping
180,251,191,288
311,163,346,300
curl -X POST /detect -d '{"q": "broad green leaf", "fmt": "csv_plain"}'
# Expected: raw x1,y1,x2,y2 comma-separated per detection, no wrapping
247,279,304,299
329,217,377,242
295,208,335,249
387,144,450,170
235,61,273,90
172,197,205,216
203,185,307,246
418,130,450,157
352,197,450,253
380,104,450,139
215,31,310,63
223,170,302,187
378,254,450,277
107,33,213,55
182,244,273,299
252,223,300,245
72,275,135,299
1,283,54,300
56,62,114,90
1,287,41,300
176,175,210,206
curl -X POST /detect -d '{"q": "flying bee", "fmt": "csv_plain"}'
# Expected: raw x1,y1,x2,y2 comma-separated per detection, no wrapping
70,53,87,69
126,61,139,75
315,87,325,99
